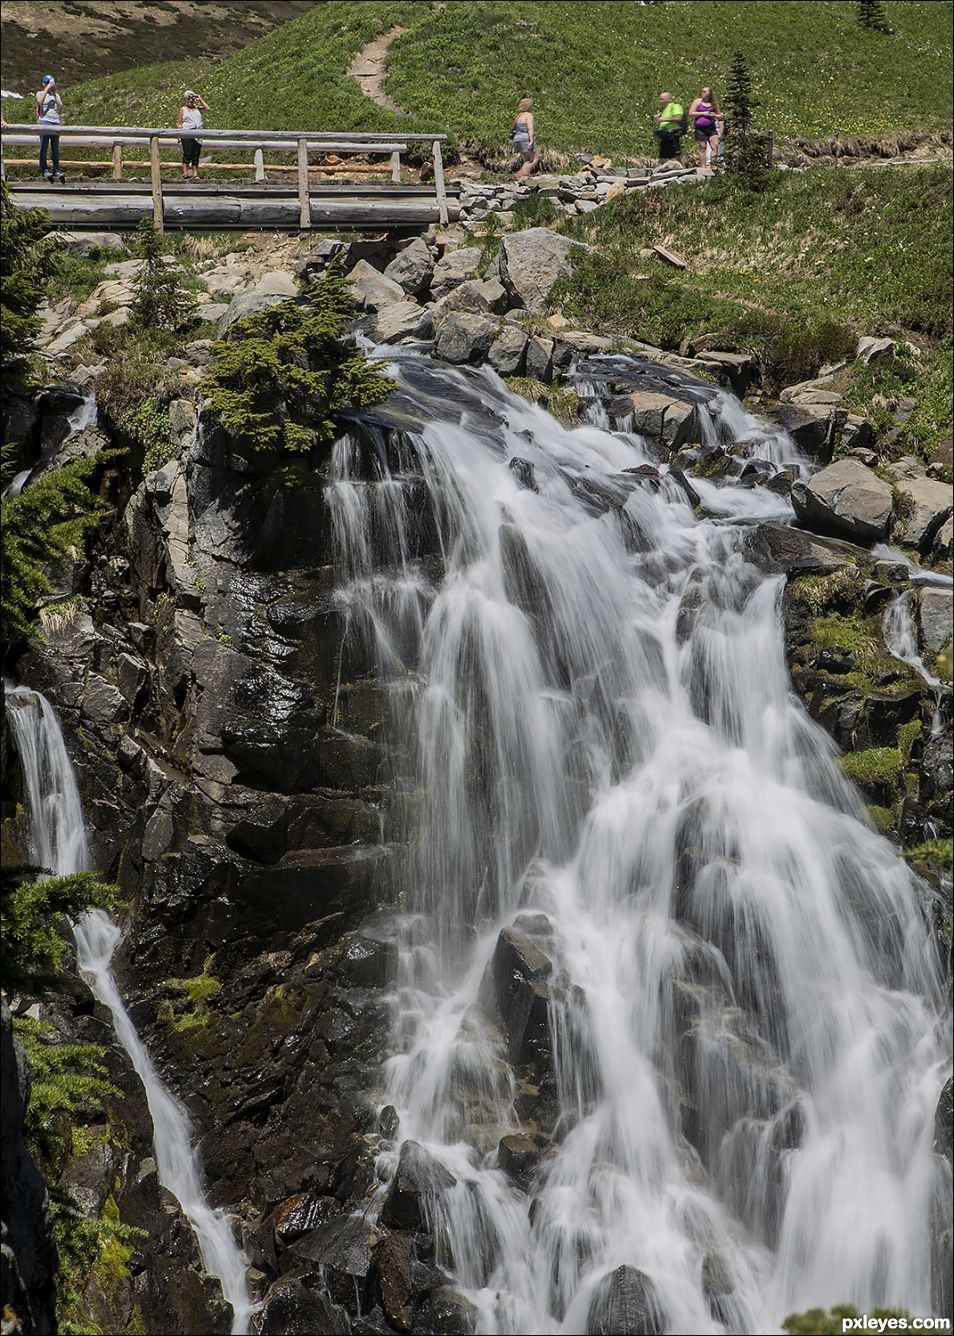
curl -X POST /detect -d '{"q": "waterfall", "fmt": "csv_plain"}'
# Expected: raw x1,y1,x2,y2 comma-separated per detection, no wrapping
328,353,951,1334
4,685,253,1336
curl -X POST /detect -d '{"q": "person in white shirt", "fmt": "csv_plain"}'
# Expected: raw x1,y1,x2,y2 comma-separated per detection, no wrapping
177,90,210,180
35,74,64,182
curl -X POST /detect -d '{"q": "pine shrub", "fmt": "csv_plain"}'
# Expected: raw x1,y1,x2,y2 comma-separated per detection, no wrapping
199,269,392,454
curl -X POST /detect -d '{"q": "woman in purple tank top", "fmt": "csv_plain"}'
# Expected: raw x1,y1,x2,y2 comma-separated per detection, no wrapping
688,86,723,169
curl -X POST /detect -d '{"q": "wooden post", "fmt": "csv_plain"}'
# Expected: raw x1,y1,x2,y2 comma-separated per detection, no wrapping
254,147,265,183
432,139,448,226
390,149,401,184
112,143,123,181
149,135,164,232
297,138,310,229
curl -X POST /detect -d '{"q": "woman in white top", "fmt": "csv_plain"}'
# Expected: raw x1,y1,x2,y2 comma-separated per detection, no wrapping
177,90,210,180
35,74,64,181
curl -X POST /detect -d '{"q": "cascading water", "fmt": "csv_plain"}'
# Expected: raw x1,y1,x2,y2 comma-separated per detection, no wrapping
4,685,253,1336
328,352,951,1335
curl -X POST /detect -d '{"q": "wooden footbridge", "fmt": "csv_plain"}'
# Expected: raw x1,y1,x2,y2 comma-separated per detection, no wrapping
1,124,459,232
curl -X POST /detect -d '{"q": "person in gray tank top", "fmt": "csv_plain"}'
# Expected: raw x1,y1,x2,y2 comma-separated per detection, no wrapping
35,74,64,181
177,89,210,180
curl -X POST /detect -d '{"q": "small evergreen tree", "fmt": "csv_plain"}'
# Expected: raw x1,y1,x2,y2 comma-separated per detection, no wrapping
857,0,892,32
130,215,191,331
722,51,772,192
199,268,392,454
0,182,61,372
724,50,758,136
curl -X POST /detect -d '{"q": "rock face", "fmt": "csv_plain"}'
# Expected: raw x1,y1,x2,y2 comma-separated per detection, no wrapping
791,459,894,542
1,1001,57,1336
498,228,581,311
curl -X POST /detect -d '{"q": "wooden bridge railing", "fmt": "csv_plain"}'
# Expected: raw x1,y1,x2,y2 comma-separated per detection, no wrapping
0,124,450,229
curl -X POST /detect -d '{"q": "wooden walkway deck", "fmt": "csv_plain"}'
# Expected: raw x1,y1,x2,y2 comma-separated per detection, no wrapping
6,180,461,233
2,124,459,232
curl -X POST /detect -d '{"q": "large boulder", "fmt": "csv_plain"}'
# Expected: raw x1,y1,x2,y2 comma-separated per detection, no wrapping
429,248,483,301
383,238,435,298
760,402,845,461
431,279,508,329
498,228,580,311
370,302,434,345
217,290,292,337
791,459,894,542
488,326,528,376
434,313,498,366
347,260,407,313
585,1265,663,1336
252,1275,349,1334
607,390,697,449
412,1286,477,1336
487,926,552,1060
380,1141,456,1231
891,476,953,551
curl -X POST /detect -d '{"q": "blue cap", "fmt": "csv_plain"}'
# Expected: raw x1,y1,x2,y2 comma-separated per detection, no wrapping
42,74,54,84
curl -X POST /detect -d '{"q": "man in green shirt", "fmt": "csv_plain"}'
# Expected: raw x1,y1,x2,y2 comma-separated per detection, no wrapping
653,91,685,162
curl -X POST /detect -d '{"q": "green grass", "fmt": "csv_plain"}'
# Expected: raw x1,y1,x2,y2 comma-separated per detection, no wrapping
550,162,952,393
65,1,953,157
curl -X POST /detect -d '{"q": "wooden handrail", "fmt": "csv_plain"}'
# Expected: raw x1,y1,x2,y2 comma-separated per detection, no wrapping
1,134,409,153
0,123,446,143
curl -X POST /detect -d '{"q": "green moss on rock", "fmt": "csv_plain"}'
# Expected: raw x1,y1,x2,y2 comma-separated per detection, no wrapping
838,746,903,788
159,955,221,1034
788,567,863,616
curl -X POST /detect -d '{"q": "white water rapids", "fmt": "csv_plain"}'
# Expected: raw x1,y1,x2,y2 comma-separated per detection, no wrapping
4,685,252,1335
328,353,951,1335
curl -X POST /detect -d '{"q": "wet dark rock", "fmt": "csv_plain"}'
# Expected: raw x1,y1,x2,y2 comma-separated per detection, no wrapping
281,1213,375,1301
272,1193,342,1248
380,1142,457,1232
252,1273,350,1335
585,1264,663,1336
353,1308,397,1334
378,1106,400,1140
509,457,538,491
487,926,553,1062
412,1284,478,1335
667,467,700,509
371,1231,415,1331
497,1133,541,1189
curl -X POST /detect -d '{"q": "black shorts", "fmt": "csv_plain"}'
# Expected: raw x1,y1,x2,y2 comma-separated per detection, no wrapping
182,138,201,167
694,124,717,142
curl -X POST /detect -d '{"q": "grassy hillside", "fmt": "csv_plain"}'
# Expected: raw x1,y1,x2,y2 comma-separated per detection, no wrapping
553,162,952,451
62,0,953,156
0,1,303,97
